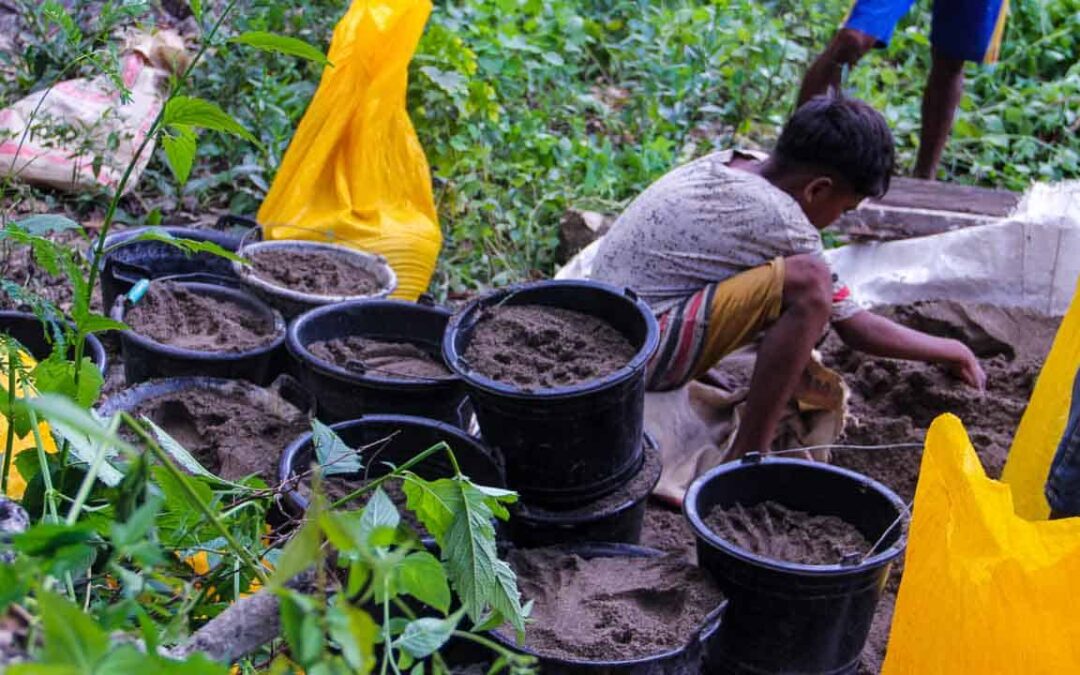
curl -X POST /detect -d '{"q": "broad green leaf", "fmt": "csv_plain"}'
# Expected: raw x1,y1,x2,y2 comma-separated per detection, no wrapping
13,214,82,236
7,665,78,674
326,597,376,673
105,229,246,265
189,0,202,22
31,353,103,408
401,475,455,543
347,557,372,597
13,522,95,557
279,592,324,667
420,66,468,95
152,465,213,523
73,310,128,335
109,496,162,548
231,31,330,66
358,486,399,548
312,420,362,477
398,551,451,613
162,96,257,143
162,125,197,185
0,563,30,612
37,590,110,669
268,519,319,589
392,610,462,659
319,509,364,553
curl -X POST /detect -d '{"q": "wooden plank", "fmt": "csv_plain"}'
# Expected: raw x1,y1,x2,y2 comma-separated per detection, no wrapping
832,203,1001,243
871,177,1020,217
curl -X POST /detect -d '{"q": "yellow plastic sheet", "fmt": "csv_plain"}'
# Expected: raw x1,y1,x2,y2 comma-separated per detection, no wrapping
1,350,57,500
1002,278,1080,519
257,0,440,301
882,415,1080,674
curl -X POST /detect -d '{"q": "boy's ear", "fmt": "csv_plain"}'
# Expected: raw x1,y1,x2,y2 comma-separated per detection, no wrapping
802,176,835,204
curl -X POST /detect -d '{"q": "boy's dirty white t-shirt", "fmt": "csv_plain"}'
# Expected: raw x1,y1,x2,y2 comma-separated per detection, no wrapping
591,149,861,321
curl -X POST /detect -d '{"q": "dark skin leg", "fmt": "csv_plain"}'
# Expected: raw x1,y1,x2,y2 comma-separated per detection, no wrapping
728,254,832,459
797,28,876,106
913,51,966,180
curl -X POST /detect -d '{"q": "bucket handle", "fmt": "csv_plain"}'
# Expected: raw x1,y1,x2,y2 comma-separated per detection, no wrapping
623,287,641,303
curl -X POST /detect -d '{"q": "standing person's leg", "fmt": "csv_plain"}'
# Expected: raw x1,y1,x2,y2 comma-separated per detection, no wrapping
797,0,917,106
917,0,1010,178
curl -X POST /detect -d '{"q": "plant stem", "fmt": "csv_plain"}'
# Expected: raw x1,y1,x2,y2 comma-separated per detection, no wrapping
1,342,18,495
65,415,121,525
119,412,268,584
451,630,536,668
329,442,451,509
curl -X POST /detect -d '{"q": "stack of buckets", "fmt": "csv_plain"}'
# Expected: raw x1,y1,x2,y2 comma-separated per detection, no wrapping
442,280,661,547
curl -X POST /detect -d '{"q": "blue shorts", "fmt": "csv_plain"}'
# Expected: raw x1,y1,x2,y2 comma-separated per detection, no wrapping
844,0,1009,63
1046,370,1080,517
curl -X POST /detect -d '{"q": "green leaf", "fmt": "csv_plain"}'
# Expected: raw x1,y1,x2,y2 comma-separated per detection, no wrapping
26,394,136,455
162,96,257,143
110,496,162,548
319,509,364,554
111,229,247,265
37,590,110,669
312,420,362,477
13,522,95,557
46,413,125,488
392,610,463,659
398,551,451,613
358,486,399,548
143,417,215,479
0,563,30,613
162,125,197,185
13,214,82,236
31,353,103,408
326,597,376,673
420,66,468,95
268,519,319,589
231,31,330,66
74,311,128,335
280,592,324,667
189,0,202,22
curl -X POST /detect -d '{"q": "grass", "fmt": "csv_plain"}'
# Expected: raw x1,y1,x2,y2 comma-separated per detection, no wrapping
1,0,1078,297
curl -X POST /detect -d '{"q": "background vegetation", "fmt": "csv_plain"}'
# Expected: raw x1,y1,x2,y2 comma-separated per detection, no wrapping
1,0,1078,296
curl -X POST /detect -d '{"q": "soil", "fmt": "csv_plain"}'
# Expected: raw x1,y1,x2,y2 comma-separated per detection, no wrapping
463,305,635,390
640,502,698,563
507,548,724,661
703,501,871,565
309,337,450,380
127,382,308,482
249,248,379,297
125,282,276,352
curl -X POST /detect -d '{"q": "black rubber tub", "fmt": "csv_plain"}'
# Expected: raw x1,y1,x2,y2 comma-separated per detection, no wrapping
684,455,907,675
490,543,727,674
0,311,108,375
111,280,287,385
287,300,468,426
96,225,245,312
507,435,662,548
279,414,506,513
443,280,659,507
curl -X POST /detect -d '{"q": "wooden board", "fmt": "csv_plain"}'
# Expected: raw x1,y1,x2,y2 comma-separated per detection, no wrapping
871,176,1021,217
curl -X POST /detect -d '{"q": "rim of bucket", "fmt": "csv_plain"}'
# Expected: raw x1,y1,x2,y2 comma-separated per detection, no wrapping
287,300,460,389
513,434,660,523
279,413,500,513
683,457,909,575
87,225,245,269
233,240,398,305
442,279,660,400
489,542,727,666
111,280,287,361
0,310,109,376
96,375,266,417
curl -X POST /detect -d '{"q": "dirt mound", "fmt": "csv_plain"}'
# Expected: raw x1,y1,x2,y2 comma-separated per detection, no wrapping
508,548,724,661
125,282,277,352
128,382,308,482
309,337,450,380
249,247,378,297
464,305,635,390
703,501,871,565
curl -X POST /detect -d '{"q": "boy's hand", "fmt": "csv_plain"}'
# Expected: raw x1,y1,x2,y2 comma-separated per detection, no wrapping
944,340,987,390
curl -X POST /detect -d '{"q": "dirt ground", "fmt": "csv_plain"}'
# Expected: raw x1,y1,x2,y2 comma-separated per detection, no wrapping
640,300,1061,674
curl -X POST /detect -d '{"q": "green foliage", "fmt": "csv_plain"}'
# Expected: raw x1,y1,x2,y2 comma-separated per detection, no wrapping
311,419,363,477
231,31,331,66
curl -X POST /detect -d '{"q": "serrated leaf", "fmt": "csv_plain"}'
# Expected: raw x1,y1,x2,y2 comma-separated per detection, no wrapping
36,590,109,669
312,420,362,477
31,353,103,408
162,125,197,185
163,97,257,143
392,610,462,659
268,519,318,589
358,487,399,548
13,214,82,236
326,597,376,673
398,551,451,613
231,31,330,66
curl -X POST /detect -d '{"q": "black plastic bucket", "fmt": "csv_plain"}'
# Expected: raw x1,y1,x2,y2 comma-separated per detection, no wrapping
111,281,287,386
507,435,662,548
0,311,108,375
443,280,659,507
684,456,907,675
96,226,245,311
490,543,727,674
287,300,468,426
279,414,506,513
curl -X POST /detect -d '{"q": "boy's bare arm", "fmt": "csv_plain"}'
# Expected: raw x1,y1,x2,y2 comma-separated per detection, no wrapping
832,310,986,389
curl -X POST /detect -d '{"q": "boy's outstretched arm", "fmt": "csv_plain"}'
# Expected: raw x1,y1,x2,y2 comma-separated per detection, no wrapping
832,310,987,389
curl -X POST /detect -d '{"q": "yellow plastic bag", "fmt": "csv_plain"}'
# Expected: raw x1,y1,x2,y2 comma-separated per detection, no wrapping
1001,278,1080,519
1,350,58,500
257,0,441,301
882,415,1080,674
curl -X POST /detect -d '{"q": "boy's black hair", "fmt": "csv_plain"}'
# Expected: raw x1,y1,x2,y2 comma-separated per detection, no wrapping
774,95,895,198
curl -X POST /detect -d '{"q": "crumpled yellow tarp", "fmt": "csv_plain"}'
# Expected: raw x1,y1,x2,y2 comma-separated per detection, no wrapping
257,0,440,301
1,350,57,500
1001,278,1080,519
883,415,1080,673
